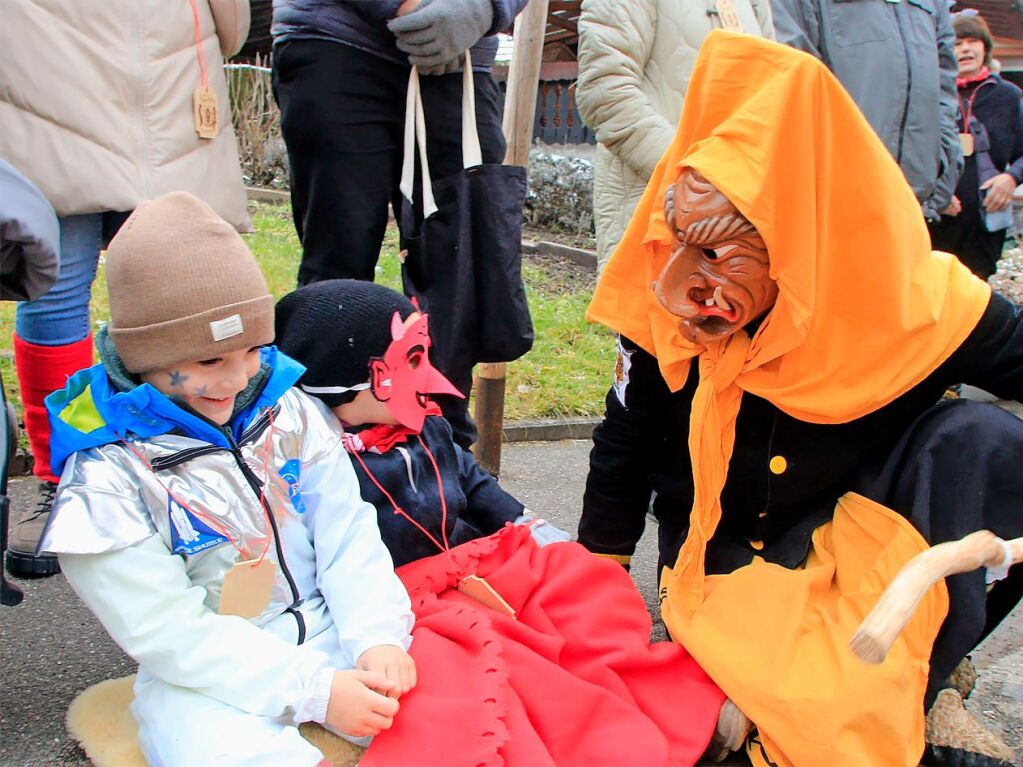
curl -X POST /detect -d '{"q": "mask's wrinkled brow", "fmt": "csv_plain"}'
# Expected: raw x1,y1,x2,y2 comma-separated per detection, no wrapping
670,171,758,247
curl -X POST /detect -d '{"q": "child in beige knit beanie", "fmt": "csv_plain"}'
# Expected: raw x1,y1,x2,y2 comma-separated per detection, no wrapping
39,192,416,767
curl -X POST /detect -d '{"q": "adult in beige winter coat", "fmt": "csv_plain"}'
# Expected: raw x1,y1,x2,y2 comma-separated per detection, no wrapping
576,0,773,271
0,0,250,578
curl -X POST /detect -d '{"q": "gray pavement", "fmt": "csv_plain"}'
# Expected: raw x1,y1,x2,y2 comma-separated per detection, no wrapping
2,439,1021,765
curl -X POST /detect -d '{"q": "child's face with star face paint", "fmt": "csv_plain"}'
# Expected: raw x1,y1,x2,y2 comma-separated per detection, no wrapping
141,346,263,424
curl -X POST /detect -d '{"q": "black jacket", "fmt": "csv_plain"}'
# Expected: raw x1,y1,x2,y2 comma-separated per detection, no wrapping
579,293,1023,573
956,73,1023,215
350,415,523,567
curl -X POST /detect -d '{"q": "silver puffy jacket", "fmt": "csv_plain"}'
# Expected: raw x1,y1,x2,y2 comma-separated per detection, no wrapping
41,378,412,722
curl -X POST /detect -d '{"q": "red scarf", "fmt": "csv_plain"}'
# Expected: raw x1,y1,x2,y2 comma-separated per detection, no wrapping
957,65,990,90
342,401,443,454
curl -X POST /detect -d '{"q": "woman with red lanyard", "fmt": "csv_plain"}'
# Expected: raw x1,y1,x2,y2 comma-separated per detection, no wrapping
0,0,250,577
930,10,1023,279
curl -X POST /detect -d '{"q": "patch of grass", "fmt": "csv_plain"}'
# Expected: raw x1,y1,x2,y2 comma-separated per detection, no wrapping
1,202,611,454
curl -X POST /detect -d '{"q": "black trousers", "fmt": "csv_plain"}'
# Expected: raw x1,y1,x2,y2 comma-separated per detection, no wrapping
852,399,1023,707
929,212,1007,280
272,39,507,447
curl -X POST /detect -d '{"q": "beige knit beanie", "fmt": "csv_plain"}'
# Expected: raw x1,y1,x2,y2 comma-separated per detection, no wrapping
105,191,274,373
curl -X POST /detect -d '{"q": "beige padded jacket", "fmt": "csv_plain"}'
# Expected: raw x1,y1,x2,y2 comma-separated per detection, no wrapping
0,0,251,231
576,0,773,269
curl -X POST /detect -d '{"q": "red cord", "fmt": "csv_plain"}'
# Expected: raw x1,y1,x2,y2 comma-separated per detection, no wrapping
118,436,245,557
186,0,209,87
417,435,450,552
117,406,279,565
349,449,448,555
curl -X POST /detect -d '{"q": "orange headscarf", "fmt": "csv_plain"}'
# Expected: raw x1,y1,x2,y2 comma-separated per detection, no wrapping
587,31,990,614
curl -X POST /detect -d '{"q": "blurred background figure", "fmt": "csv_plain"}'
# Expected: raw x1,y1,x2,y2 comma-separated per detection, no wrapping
0,0,250,577
1,159,59,606
930,10,1023,279
575,0,773,272
772,0,962,223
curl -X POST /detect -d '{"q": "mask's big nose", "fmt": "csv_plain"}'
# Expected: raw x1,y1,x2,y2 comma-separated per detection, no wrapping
654,246,701,318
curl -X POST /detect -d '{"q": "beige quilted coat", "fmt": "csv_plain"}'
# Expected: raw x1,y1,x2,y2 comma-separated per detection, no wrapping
0,0,251,231
576,0,773,269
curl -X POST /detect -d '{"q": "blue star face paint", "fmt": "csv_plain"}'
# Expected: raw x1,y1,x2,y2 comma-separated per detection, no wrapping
143,346,263,424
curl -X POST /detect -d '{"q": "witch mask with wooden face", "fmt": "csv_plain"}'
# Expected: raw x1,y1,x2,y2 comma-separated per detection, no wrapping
654,169,778,345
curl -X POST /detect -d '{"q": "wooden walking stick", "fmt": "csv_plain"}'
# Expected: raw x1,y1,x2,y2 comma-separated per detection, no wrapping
850,530,1023,664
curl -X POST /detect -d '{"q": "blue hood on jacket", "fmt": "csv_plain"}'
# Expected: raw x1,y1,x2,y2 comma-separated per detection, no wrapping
46,346,305,477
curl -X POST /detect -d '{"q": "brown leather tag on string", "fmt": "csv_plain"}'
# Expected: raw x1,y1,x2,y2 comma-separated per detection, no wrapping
458,575,516,619
715,0,743,31
959,133,975,157
219,558,276,618
193,84,220,139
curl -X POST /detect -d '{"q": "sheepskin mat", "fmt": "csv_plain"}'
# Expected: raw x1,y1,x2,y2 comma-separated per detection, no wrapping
65,675,365,767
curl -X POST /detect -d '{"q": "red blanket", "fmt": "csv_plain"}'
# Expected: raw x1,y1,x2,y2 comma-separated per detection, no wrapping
361,526,725,767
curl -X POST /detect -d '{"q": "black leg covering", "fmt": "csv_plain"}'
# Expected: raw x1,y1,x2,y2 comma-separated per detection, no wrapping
854,400,1023,708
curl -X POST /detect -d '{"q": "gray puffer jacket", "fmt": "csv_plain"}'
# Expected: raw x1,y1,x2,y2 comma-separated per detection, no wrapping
772,0,962,221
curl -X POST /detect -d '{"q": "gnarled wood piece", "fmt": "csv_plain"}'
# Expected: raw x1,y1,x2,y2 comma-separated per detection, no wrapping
850,531,1023,664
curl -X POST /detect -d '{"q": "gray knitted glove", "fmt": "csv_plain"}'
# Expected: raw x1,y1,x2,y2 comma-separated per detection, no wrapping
513,513,573,548
418,55,464,77
388,0,494,70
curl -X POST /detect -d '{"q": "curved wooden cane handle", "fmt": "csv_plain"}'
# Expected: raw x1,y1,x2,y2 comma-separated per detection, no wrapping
850,531,1023,664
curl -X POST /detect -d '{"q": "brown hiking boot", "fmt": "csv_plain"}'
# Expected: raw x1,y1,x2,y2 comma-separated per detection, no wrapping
5,481,60,577
705,698,753,763
923,688,1015,766
947,657,978,701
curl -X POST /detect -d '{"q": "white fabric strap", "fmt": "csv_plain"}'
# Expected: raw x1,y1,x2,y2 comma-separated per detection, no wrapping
462,49,483,168
985,537,1015,584
399,51,483,221
400,66,438,218
300,382,371,395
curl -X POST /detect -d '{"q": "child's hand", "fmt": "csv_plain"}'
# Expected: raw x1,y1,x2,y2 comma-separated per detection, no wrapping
325,669,400,737
514,511,573,547
357,644,417,698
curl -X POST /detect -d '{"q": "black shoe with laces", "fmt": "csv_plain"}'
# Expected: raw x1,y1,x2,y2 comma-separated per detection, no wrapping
5,480,60,577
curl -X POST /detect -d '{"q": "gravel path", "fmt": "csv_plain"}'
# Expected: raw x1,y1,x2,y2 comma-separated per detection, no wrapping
991,244,1023,305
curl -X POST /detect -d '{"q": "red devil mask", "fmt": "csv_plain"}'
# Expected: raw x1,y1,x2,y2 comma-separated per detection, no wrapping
369,311,463,431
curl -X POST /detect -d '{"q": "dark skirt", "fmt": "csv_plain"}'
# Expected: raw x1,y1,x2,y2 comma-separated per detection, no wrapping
930,213,1008,280
851,399,1023,705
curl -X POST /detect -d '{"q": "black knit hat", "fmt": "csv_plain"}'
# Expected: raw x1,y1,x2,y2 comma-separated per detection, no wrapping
953,12,994,65
275,279,416,408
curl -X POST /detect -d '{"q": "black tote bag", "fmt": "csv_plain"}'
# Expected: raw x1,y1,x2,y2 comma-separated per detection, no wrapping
397,56,534,382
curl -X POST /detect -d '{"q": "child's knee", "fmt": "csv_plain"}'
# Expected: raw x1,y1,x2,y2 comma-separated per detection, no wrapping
132,674,324,767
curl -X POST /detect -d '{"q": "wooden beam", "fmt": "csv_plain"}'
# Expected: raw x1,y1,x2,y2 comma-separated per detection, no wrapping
546,14,578,33
474,0,549,476
543,28,578,45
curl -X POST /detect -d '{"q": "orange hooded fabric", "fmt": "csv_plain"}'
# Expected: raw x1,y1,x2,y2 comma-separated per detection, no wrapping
588,32,991,767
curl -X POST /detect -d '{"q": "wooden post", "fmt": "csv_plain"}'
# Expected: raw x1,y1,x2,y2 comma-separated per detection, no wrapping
473,0,549,476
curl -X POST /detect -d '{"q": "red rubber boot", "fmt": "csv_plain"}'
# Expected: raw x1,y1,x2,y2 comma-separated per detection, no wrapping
6,334,93,576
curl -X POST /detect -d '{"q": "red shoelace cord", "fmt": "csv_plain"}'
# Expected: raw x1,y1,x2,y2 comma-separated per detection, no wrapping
117,407,278,565
348,434,452,555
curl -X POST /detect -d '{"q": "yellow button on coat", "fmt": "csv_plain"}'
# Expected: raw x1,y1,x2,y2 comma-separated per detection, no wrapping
769,455,788,474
